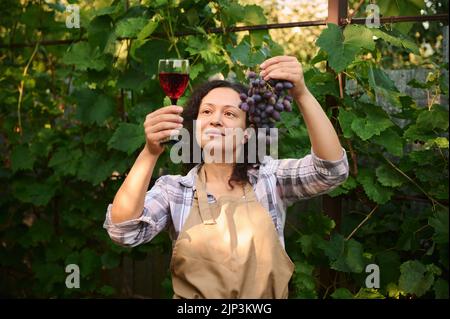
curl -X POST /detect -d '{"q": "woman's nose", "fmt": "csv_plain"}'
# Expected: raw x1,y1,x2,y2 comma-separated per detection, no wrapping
210,111,223,126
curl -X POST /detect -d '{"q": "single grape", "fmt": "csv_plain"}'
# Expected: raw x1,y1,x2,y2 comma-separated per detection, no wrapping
263,92,273,99
265,105,274,114
253,116,261,123
285,95,293,102
260,111,267,118
247,71,256,79
271,110,281,121
275,103,284,111
246,97,255,106
285,103,292,112
240,93,247,101
283,81,294,89
240,102,249,112
268,96,276,105
275,82,284,91
283,100,291,108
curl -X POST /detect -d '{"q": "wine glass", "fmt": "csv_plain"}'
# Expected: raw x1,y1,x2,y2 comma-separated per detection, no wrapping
158,59,189,144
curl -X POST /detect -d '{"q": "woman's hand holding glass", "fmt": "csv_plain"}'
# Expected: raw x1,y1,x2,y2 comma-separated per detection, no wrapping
144,105,184,156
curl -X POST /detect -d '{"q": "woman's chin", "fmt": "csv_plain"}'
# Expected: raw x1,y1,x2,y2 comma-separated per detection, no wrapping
201,135,223,145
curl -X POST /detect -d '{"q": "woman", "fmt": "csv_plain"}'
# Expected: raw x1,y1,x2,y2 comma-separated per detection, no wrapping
103,56,349,299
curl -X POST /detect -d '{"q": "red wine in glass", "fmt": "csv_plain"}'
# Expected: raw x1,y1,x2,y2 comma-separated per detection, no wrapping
158,59,189,145
159,72,189,105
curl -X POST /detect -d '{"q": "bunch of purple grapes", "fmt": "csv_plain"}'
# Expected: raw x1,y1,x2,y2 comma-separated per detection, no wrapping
239,71,294,133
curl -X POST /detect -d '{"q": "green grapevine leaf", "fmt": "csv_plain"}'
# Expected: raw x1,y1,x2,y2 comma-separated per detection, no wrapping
331,288,353,299
371,128,404,157
428,209,449,245
375,164,406,187
108,122,145,155
12,180,56,206
357,169,394,204
73,89,115,125
399,260,438,297
63,42,108,71
316,24,374,73
115,17,148,38
11,144,36,172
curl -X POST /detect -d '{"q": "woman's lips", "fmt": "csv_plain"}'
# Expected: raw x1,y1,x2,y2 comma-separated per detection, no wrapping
204,129,225,137
205,133,224,139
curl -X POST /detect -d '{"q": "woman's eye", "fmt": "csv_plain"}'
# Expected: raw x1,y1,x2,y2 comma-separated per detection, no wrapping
202,110,211,114
225,112,236,117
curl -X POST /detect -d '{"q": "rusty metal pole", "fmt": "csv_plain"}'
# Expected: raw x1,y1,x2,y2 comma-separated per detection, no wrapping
328,0,348,26
318,0,348,297
323,0,348,233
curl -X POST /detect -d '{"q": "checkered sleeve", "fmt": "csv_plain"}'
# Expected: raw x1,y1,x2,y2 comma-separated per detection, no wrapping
272,147,350,205
103,176,171,247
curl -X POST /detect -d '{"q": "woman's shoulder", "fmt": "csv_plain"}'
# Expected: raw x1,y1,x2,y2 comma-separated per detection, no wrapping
154,174,185,187
147,174,188,203
256,155,280,174
153,164,200,190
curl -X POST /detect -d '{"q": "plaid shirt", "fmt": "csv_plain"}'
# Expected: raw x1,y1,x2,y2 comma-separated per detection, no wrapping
103,147,349,248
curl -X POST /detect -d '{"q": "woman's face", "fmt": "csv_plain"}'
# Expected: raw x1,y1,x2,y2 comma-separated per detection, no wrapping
196,87,248,158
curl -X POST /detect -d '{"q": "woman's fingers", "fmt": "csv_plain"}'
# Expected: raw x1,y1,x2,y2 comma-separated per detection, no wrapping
143,105,183,154
151,128,181,142
145,125,181,142
262,68,300,83
147,121,183,134
260,56,297,70
146,113,184,126
259,56,306,97
146,105,183,120
260,62,301,81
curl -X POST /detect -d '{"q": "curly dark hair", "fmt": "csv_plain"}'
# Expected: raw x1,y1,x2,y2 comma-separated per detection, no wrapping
181,79,262,189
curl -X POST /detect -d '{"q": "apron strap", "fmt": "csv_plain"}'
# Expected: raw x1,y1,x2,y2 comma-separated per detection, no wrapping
195,166,217,225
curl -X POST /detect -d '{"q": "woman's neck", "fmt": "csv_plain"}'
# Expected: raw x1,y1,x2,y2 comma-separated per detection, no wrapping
202,163,234,184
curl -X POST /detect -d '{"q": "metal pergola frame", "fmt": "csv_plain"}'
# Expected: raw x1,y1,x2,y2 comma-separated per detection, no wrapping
1,1,448,48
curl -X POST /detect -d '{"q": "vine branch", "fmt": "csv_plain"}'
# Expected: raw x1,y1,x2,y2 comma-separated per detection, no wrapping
17,36,41,136
346,204,378,240
382,154,448,210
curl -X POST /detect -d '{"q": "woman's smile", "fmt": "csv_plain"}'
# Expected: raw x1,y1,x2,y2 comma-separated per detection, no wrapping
204,128,225,137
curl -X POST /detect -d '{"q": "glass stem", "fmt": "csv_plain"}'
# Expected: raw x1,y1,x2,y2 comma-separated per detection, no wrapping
170,98,178,105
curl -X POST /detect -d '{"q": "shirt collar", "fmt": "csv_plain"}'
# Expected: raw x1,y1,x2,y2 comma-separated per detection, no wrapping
178,163,260,189
179,164,201,188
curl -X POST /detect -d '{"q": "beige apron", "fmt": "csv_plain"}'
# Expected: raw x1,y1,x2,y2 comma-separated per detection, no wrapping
170,165,295,299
